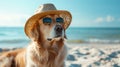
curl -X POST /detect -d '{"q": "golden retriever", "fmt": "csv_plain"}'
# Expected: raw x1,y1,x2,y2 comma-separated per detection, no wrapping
0,14,68,67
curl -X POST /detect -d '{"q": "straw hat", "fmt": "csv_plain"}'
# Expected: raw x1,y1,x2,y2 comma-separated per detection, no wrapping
25,3,72,37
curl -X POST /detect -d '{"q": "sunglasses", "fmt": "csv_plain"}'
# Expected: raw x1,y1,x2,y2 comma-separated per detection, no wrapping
43,17,64,24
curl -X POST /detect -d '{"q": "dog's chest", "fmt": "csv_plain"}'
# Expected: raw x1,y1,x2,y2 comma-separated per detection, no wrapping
26,44,67,67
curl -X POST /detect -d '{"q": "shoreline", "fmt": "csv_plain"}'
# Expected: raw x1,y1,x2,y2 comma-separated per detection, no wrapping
0,42,120,49
67,43,120,47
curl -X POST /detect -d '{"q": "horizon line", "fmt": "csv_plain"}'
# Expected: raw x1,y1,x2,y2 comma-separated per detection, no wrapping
0,26,120,28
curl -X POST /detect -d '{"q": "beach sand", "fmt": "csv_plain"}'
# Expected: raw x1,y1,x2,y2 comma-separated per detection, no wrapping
0,43,120,67
66,43,120,67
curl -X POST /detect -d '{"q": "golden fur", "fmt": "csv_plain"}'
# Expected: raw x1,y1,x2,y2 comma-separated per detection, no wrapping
0,15,67,67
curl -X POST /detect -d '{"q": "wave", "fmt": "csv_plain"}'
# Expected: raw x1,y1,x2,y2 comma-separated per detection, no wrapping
67,39,120,44
86,38,120,44
0,38,120,44
0,39,29,44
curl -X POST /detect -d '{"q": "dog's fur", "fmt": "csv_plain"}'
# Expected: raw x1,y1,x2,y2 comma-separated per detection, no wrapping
0,15,67,67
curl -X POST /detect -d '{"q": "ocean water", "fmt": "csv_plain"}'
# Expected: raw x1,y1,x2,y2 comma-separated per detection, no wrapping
66,27,120,43
0,27,120,48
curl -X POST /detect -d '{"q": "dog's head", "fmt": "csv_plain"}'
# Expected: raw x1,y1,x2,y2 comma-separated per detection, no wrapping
30,14,67,43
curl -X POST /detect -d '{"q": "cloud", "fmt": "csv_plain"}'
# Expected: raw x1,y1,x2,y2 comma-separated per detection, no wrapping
94,15,115,23
0,13,30,27
94,17,104,23
106,15,114,22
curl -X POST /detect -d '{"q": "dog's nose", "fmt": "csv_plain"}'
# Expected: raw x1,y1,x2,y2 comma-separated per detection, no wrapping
55,25,63,33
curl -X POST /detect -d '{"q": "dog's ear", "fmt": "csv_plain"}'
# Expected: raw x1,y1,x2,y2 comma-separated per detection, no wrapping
30,22,40,41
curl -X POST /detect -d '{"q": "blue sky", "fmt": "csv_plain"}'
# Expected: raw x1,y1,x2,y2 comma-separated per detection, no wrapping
0,0,120,27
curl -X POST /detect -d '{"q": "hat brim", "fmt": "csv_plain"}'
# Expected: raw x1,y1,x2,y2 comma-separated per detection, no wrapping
24,10,72,37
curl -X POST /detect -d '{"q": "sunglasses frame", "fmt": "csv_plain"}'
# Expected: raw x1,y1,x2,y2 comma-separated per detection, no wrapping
42,17,64,24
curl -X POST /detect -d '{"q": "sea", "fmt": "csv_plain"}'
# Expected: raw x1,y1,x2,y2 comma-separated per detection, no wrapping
0,27,120,48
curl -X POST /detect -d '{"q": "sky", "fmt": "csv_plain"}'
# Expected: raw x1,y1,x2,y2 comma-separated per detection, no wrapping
0,0,120,27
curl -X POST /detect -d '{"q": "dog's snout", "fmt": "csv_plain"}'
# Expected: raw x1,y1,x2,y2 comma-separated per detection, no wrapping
54,25,63,37
55,25,63,32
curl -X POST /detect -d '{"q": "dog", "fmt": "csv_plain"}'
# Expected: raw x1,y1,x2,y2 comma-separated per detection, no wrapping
0,14,68,67
0,3,72,67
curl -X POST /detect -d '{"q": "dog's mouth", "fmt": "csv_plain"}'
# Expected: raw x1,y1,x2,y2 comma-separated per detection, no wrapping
47,38,52,41
47,35,62,41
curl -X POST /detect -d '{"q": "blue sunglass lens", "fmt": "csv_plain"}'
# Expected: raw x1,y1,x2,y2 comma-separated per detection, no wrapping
43,17,52,24
56,17,64,23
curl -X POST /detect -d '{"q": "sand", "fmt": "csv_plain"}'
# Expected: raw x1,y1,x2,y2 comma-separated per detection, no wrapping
66,43,120,67
0,43,120,67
